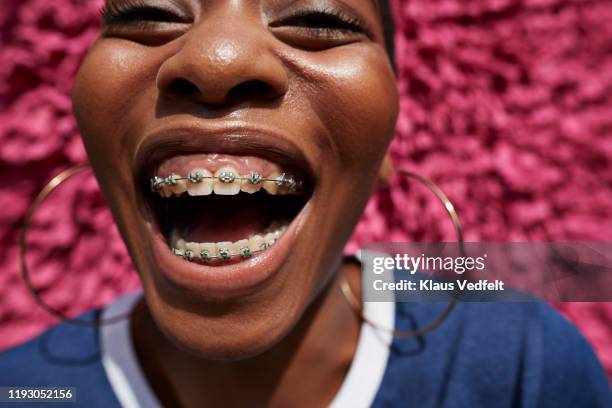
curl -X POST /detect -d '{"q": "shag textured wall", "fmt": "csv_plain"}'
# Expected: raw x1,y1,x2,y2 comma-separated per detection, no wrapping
1,0,611,378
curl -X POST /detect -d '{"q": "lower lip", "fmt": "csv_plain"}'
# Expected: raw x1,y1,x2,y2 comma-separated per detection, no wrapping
147,203,310,300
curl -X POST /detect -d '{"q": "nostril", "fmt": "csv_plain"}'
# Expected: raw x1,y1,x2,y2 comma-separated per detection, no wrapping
161,77,282,105
227,80,278,102
167,78,200,97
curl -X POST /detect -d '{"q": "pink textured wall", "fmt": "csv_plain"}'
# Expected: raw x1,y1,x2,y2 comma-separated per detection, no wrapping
1,0,611,378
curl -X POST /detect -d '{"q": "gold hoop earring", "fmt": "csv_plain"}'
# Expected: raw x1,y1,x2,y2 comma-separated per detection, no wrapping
19,163,135,326
339,169,465,338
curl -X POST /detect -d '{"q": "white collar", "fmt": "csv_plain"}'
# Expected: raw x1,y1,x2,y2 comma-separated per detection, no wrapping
101,284,393,408
101,292,160,408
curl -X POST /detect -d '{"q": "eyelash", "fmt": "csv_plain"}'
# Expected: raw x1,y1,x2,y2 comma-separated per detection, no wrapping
101,1,371,37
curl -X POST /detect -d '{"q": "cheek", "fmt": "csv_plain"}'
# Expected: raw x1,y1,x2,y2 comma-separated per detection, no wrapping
72,41,158,163
286,45,399,171
72,41,161,238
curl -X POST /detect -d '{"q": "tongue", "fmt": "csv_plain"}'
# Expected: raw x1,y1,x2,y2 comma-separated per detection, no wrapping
184,211,267,243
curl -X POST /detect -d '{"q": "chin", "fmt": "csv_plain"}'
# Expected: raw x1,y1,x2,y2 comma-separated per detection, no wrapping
148,293,302,361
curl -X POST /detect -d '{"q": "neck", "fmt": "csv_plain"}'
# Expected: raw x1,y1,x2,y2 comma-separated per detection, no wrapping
132,261,362,408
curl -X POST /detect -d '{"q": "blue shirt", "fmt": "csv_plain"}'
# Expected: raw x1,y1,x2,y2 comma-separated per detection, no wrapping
0,292,610,407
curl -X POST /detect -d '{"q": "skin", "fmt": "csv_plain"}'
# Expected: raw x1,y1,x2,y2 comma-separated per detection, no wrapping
72,0,398,406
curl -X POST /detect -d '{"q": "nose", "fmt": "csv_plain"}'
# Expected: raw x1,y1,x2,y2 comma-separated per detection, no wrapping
156,19,288,106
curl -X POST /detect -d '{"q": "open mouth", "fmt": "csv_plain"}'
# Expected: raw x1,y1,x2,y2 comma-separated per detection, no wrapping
143,154,313,266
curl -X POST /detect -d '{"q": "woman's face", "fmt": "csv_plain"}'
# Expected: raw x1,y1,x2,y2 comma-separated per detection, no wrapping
72,0,398,359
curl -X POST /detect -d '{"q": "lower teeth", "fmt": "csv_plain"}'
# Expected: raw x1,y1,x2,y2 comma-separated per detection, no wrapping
170,222,288,262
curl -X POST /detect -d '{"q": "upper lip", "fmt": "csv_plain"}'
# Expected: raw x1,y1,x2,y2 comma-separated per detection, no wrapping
133,123,317,187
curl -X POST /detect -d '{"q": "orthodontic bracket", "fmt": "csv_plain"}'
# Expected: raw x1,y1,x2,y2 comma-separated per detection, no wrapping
248,172,263,185
218,171,236,184
166,174,180,186
150,176,164,192
187,170,205,183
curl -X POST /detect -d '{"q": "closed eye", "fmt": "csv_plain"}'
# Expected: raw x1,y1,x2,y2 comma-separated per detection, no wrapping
270,9,373,39
101,1,189,27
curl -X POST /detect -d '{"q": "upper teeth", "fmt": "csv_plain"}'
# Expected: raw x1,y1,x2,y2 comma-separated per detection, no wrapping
150,168,302,196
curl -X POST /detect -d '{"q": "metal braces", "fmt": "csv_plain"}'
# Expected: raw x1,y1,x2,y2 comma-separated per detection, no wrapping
172,242,272,261
150,171,302,193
